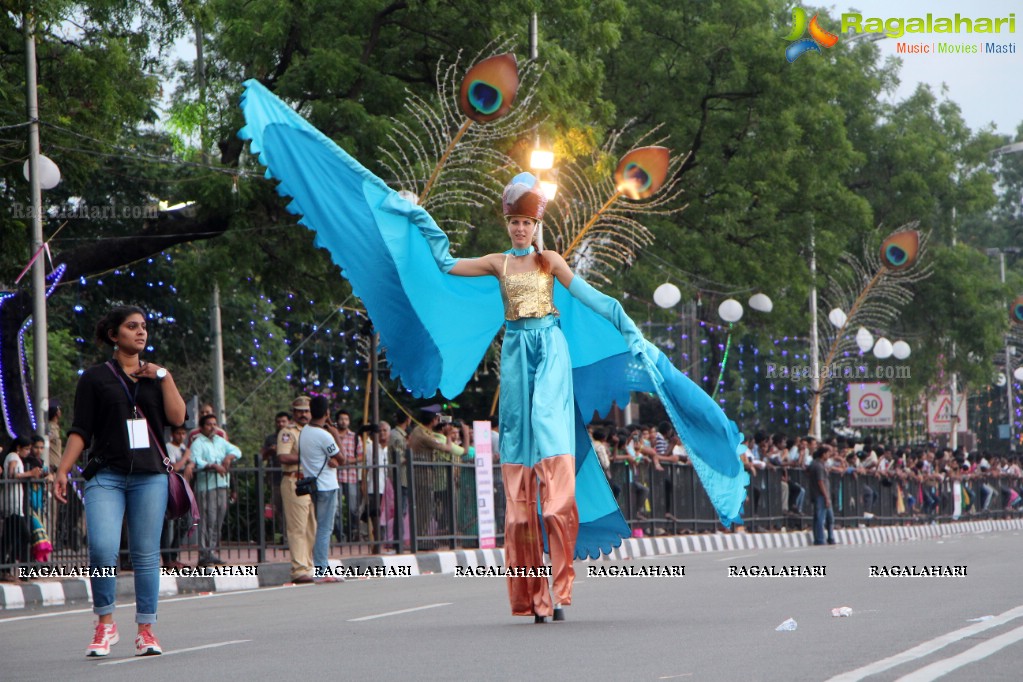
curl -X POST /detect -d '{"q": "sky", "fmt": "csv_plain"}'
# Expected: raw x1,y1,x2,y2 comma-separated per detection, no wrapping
837,0,1022,140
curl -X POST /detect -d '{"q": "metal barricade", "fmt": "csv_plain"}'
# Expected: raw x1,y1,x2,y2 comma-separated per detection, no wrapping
5,463,1023,574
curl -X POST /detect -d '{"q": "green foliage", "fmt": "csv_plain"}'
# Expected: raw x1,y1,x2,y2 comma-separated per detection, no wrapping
2,0,1019,444
24,326,80,415
894,245,1010,395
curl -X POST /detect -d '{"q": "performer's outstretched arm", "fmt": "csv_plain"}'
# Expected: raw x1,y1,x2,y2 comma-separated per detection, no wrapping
449,254,501,278
404,204,500,278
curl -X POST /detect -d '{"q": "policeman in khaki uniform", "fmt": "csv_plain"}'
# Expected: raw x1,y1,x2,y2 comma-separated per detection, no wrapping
278,396,316,582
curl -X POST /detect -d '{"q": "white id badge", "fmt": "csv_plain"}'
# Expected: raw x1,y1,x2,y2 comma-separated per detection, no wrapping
127,418,151,449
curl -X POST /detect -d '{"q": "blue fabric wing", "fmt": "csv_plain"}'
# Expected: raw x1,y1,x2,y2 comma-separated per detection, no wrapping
239,80,504,399
555,285,749,527
239,80,746,556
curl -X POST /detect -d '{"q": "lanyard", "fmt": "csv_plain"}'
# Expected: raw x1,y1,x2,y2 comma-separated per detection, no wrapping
106,361,142,418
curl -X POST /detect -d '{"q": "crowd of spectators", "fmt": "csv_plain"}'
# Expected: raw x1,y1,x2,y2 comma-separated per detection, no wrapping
4,401,1023,577
586,422,1023,524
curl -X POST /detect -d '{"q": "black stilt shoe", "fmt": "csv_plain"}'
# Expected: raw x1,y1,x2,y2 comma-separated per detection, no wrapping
534,615,546,624
553,607,565,622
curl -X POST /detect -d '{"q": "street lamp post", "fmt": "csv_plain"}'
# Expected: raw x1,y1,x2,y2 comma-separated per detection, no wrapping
809,226,822,440
1002,251,1015,452
989,141,1023,451
24,11,49,440
988,247,1020,452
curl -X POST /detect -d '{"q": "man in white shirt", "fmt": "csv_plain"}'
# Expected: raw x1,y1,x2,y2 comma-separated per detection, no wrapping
161,425,192,569
365,422,395,541
299,396,343,583
190,416,240,566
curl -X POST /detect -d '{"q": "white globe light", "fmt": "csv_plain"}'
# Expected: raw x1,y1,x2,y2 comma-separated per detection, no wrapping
892,340,911,360
653,283,682,309
22,154,61,190
873,337,894,360
718,298,744,323
855,327,874,353
828,308,847,328
1015,366,1023,382
996,372,1007,387
748,293,773,313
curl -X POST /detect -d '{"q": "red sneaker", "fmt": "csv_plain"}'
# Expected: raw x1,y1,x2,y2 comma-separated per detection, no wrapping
86,622,119,657
134,628,163,656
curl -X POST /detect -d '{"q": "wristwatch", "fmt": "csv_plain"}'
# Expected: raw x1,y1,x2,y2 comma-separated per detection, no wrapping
155,367,168,380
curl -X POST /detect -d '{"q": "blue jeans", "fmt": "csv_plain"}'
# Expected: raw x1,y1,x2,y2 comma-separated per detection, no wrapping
343,481,360,538
812,495,834,545
862,485,878,512
312,489,338,574
85,470,167,624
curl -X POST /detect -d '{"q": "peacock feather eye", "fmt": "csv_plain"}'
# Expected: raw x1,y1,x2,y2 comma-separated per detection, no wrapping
458,53,519,123
1012,295,1023,325
879,230,920,271
614,146,670,200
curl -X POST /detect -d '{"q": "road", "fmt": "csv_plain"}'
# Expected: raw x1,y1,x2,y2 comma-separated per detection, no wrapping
1,529,1021,681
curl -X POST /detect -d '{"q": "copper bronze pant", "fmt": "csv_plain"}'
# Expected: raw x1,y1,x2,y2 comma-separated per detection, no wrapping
502,455,579,617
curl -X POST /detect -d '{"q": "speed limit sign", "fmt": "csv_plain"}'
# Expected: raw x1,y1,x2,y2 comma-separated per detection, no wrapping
848,383,893,427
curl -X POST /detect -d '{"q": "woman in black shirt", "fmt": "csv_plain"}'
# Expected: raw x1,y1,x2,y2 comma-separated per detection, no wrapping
55,306,185,657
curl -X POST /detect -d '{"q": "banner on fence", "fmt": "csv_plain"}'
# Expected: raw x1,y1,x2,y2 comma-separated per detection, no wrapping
847,382,894,427
473,421,496,549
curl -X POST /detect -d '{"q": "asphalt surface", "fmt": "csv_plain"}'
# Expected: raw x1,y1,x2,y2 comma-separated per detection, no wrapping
1,530,1021,681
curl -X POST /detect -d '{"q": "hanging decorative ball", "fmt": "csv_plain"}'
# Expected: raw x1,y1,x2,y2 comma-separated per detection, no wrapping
996,372,1007,387
718,298,744,323
892,340,911,360
1014,366,1023,382
748,293,773,313
855,327,874,353
653,282,682,309
828,308,847,328
23,154,61,190
872,337,894,360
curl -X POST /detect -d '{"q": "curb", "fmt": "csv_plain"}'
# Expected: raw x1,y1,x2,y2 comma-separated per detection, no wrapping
3,518,1021,612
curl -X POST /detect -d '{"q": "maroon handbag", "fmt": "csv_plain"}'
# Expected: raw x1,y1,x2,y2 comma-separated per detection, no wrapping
150,424,199,522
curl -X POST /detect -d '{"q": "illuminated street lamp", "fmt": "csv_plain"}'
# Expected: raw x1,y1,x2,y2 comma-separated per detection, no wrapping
529,144,557,200
527,142,557,251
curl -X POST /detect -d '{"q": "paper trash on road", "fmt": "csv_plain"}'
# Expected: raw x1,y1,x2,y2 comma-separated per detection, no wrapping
967,616,994,622
775,618,798,631
831,607,853,617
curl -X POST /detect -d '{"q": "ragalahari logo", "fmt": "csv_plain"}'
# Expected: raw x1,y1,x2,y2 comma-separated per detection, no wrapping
785,7,839,62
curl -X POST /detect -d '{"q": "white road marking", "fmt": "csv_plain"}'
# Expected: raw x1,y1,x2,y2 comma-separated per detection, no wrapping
97,639,251,665
894,624,1023,682
715,553,758,562
348,602,452,622
826,604,1023,681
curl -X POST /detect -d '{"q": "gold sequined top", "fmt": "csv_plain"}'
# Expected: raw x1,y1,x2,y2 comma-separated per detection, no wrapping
499,255,558,321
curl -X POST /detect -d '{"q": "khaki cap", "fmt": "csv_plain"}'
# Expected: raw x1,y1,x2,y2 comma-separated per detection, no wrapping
291,396,311,410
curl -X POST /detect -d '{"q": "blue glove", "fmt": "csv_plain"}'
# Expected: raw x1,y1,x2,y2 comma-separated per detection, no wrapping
568,276,647,355
381,192,458,273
